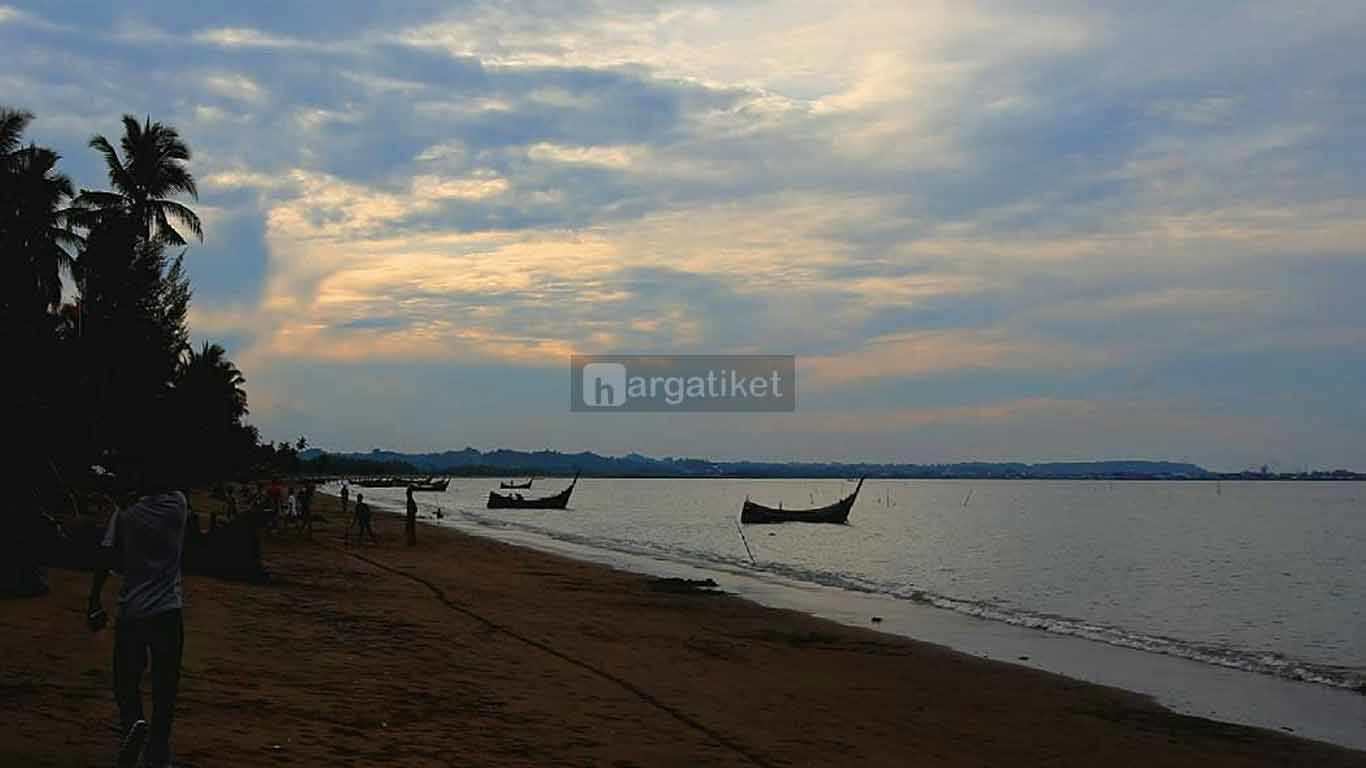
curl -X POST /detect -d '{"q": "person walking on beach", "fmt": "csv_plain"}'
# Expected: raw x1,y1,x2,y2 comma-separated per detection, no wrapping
339,482,350,522
349,493,377,545
405,486,418,546
87,469,189,768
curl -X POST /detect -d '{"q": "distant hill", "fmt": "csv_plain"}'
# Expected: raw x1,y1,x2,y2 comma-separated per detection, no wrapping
299,448,1222,479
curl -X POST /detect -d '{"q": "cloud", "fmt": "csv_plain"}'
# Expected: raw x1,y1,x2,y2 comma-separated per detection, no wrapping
202,169,286,191
0,4,68,31
527,142,643,170
803,331,1108,391
191,26,321,51
5,0,1365,466
201,72,267,105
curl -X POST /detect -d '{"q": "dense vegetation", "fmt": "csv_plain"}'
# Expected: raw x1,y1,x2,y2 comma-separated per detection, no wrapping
2,106,297,508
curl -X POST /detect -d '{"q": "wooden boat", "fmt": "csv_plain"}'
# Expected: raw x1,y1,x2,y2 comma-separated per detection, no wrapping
408,478,449,492
740,478,863,524
487,474,577,509
499,476,535,489
355,477,405,488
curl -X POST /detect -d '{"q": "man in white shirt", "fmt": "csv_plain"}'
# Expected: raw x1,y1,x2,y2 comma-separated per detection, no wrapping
89,485,189,768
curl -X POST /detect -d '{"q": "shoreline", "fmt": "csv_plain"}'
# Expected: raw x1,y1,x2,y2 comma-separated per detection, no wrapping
355,487,1366,750
3,492,1364,766
318,474,1366,482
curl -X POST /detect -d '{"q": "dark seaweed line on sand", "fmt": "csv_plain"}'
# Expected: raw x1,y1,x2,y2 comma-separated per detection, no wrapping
335,546,779,768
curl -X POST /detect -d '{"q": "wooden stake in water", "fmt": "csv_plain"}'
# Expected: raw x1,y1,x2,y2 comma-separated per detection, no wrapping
736,513,757,566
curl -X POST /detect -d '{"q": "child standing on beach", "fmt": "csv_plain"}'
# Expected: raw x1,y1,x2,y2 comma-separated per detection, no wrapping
348,494,377,545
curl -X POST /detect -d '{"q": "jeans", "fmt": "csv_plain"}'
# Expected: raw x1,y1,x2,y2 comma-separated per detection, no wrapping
114,608,183,767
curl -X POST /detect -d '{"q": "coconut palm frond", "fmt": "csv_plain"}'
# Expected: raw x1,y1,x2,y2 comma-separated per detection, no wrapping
0,106,35,156
88,135,137,197
158,199,203,242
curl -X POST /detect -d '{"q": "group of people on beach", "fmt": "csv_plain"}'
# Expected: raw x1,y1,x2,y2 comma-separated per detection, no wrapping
88,475,432,765
210,480,317,535
262,479,316,533
337,482,424,546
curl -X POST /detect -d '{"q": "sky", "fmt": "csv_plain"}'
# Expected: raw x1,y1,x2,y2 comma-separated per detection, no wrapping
4,1,1364,470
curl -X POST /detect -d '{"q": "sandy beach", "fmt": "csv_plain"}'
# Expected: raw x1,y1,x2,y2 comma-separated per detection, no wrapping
3,492,1364,768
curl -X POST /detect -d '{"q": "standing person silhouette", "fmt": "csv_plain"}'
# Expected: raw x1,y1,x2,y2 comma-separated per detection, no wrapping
88,463,189,768
352,493,377,545
405,486,418,546
266,478,284,530
299,483,315,537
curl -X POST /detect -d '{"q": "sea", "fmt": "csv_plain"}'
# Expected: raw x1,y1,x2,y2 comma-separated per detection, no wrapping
343,478,1366,747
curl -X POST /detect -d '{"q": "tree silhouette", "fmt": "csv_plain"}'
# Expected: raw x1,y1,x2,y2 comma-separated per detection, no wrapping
0,107,33,159
1,107,81,472
179,342,249,423
1,107,81,314
2,145,81,311
75,115,202,247
1,107,81,595
173,342,258,481
3,107,275,555
71,114,201,474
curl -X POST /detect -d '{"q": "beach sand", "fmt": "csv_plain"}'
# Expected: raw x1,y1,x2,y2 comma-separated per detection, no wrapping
3,492,1364,767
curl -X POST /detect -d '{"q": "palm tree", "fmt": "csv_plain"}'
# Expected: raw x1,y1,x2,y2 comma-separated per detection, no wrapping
0,106,34,161
0,107,80,313
3,146,81,310
76,115,202,246
174,341,254,480
179,341,249,423
72,117,201,467
1,108,85,536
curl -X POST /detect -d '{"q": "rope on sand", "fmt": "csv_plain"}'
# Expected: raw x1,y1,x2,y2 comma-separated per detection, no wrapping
334,545,779,768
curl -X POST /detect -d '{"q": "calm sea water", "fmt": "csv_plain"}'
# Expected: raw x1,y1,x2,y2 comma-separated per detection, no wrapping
352,479,1366,691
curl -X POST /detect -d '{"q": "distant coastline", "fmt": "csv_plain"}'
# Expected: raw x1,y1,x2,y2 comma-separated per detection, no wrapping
299,448,1365,481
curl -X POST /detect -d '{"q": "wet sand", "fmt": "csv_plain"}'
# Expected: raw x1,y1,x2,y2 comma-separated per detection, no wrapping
3,492,1364,767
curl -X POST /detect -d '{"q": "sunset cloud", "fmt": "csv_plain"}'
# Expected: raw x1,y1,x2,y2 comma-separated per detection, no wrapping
6,0,1364,467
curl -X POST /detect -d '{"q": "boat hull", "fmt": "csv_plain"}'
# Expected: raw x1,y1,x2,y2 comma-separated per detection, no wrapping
739,479,863,524
487,477,576,509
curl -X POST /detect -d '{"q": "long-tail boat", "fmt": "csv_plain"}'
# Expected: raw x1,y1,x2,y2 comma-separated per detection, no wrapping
740,478,863,524
487,473,577,509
